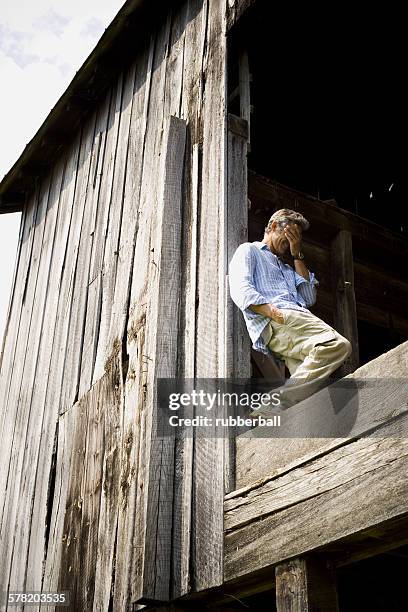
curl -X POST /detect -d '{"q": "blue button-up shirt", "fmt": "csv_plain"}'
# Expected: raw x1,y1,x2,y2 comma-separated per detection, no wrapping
228,241,319,355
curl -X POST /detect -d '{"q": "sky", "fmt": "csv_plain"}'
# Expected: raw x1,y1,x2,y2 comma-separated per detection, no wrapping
0,0,125,344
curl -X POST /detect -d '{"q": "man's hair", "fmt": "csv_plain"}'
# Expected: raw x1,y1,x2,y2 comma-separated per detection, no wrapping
264,208,310,234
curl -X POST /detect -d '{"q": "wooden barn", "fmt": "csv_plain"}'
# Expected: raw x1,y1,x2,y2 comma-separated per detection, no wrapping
1,0,407,610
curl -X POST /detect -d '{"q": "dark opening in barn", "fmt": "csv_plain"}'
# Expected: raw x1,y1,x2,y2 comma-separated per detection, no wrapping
227,2,408,377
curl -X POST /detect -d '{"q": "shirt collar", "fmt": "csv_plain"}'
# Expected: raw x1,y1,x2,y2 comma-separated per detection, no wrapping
254,241,270,251
254,241,274,253
253,240,286,264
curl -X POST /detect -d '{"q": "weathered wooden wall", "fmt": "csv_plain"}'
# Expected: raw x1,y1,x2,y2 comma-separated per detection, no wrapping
0,1,228,609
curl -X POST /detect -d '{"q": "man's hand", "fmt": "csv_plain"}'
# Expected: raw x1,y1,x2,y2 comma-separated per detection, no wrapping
249,303,285,324
284,224,302,257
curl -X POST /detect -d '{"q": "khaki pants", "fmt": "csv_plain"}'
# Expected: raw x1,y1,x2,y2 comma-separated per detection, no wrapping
260,308,352,410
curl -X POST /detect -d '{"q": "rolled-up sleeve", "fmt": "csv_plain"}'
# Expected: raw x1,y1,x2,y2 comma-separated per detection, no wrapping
295,270,319,307
228,244,269,312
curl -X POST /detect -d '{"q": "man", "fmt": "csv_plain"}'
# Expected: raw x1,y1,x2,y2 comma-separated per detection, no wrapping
228,208,352,417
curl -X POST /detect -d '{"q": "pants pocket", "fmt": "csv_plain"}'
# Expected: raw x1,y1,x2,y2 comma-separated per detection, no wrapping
300,329,337,354
267,324,293,358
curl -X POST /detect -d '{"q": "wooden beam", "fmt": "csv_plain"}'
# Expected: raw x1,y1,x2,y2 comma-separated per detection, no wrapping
191,0,227,594
238,50,251,150
227,113,249,140
226,414,408,582
330,230,359,373
248,172,408,263
275,557,339,612
226,113,251,380
234,340,408,488
225,113,251,493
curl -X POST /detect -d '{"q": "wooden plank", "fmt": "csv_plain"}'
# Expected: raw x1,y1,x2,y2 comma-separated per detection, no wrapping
0,185,44,486
92,351,124,611
138,115,186,603
163,0,189,119
76,376,106,611
275,557,339,612
0,179,50,594
227,113,249,140
332,515,408,567
179,0,208,128
170,1,212,596
55,395,91,606
56,352,123,610
171,141,199,600
330,230,359,373
0,193,37,434
41,399,77,602
227,421,408,531
0,206,24,369
192,0,227,593
275,558,309,612
58,90,111,413
225,113,251,493
112,36,155,612
226,114,250,379
126,14,173,604
93,63,137,382
235,339,408,488
225,415,408,582
78,74,122,397
238,51,251,150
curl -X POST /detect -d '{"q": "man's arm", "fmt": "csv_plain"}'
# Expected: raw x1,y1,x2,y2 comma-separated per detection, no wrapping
284,224,319,306
248,303,285,324
228,244,284,323
293,258,310,281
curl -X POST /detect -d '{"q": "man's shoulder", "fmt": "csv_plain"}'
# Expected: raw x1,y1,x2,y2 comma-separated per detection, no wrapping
234,241,262,255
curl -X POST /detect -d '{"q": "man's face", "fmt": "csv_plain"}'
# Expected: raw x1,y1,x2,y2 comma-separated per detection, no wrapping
271,221,301,255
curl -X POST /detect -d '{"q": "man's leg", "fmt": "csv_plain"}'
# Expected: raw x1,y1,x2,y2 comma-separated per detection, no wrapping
275,333,352,408
284,355,304,377
253,310,351,414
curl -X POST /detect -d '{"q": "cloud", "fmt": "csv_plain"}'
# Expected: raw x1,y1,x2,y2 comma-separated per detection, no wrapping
80,17,105,39
0,24,39,67
0,51,69,179
33,8,71,38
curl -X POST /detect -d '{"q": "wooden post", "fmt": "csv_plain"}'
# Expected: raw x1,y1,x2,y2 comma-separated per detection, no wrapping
226,114,251,379
275,557,339,612
238,50,251,151
330,229,359,374
225,113,251,493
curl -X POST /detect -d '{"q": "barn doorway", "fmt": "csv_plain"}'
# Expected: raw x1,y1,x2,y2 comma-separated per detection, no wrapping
227,3,408,379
